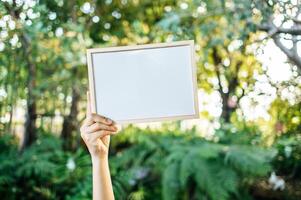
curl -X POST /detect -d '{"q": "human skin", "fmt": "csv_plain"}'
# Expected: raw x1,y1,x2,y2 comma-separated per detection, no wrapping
80,92,117,200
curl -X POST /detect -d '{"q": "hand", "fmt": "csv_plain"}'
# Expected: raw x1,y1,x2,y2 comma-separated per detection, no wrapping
80,92,118,160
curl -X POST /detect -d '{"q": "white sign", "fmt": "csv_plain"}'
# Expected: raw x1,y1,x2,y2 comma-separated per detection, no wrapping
87,40,199,124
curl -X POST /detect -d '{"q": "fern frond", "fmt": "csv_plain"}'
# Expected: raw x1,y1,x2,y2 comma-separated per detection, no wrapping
162,163,181,200
224,146,274,176
194,160,230,200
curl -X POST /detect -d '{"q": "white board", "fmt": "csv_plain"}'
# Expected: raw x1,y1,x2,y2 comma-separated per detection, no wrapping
87,40,199,124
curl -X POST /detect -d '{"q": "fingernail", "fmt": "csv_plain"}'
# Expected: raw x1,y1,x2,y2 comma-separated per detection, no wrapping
106,118,112,123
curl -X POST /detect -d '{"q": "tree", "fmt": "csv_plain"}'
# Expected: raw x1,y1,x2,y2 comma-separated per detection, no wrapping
1,0,264,138
252,0,301,73
2,1,39,148
155,0,262,122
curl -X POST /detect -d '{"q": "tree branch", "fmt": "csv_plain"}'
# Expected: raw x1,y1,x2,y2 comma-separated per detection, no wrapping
237,88,245,104
272,35,301,71
212,48,225,95
258,24,301,35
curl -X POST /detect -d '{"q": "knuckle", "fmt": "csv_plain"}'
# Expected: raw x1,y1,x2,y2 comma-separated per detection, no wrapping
99,130,105,136
97,123,104,130
95,123,101,129
97,114,106,121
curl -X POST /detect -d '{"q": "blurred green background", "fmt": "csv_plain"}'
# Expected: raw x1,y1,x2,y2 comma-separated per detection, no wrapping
0,0,301,199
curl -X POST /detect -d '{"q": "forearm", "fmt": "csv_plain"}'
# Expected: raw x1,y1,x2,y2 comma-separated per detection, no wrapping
92,157,115,200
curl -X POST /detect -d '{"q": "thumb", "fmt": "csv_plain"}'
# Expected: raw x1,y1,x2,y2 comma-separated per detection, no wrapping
86,91,91,116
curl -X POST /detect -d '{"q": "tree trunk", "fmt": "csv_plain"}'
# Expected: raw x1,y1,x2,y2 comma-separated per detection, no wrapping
5,0,37,149
23,94,37,148
61,75,80,151
21,34,37,150
220,94,236,123
212,47,240,123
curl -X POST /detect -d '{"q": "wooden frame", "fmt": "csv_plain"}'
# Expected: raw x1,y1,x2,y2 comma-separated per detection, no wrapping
86,40,199,124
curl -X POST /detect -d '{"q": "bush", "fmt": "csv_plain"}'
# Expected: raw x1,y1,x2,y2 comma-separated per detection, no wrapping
0,125,276,200
0,133,92,200
272,134,301,179
110,125,275,200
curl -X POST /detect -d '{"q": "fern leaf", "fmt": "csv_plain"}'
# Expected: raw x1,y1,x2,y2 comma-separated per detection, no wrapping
162,162,181,200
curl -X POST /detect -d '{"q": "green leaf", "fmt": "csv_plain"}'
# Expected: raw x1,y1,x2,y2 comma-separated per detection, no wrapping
162,163,181,200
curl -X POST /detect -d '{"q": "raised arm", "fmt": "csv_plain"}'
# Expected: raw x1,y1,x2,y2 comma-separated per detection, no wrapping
80,92,117,200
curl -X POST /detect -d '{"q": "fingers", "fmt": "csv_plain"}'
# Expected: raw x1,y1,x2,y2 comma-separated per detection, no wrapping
82,130,114,145
85,91,114,124
90,131,114,141
85,113,114,126
93,114,114,125
86,122,117,133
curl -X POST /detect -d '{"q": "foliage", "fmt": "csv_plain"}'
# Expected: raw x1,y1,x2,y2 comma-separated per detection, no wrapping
0,125,276,200
0,0,300,199
0,131,92,200
0,0,268,138
110,125,275,200
272,133,301,180
269,99,301,135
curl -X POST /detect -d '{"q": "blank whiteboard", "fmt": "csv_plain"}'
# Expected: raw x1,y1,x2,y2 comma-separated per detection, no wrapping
86,40,199,124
